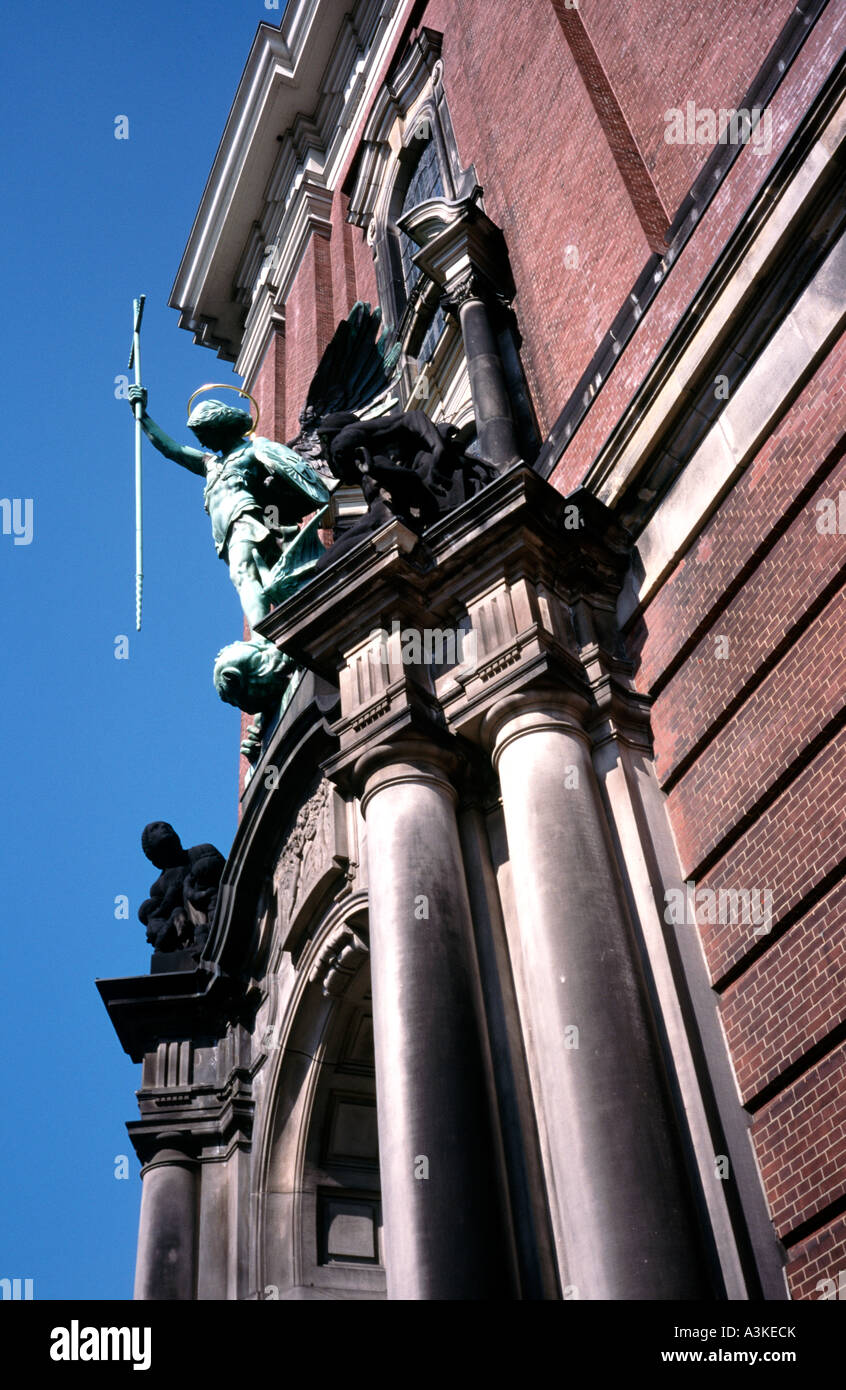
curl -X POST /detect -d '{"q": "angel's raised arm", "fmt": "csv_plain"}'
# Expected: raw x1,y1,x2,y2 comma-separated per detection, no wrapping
128,386,206,476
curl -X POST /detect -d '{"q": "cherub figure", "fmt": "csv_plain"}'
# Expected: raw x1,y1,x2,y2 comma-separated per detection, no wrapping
127,387,330,630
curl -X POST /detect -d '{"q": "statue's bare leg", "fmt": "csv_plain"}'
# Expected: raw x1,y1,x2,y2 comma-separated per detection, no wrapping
227,536,270,632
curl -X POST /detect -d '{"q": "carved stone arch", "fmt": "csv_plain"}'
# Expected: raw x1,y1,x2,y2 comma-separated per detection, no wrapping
252,903,383,1300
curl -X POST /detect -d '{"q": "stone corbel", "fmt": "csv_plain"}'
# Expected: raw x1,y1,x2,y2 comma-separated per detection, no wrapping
308,923,369,997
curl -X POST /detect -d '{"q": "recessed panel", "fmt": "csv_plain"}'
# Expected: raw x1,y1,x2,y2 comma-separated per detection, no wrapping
319,1193,381,1265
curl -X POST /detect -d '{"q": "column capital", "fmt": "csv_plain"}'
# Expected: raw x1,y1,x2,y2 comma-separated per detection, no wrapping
441,266,498,317
479,687,592,763
135,1131,199,1176
397,193,515,302
352,736,462,814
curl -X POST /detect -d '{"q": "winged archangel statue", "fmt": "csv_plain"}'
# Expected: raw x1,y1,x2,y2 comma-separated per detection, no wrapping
125,390,328,633
128,303,496,761
127,302,402,633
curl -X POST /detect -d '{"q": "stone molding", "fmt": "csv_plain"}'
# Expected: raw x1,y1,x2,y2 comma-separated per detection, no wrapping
308,923,369,996
170,0,407,362
138,1143,199,1179
354,739,463,812
346,27,447,229
480,690,593,766
618,225,846,624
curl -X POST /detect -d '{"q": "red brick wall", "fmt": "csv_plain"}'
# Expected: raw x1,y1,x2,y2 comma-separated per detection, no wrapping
409,0,846,477
626,329,846,1297
331,188,368,318
752,1044,846,1244
583,0,795,219
250,197,377,451
548,0,846,491
351,216,379,310
250,328,286,442
721,880,846,1106
423,0,650,437
785,1214,846,1302
282,232,336,441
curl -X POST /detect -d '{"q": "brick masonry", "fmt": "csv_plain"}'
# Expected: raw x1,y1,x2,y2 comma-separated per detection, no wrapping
625,317,846,1297
548,0,846,492
785,1212,846,1301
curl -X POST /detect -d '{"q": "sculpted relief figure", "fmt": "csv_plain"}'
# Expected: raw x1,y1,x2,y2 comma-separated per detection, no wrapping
288,304,495,568
312,409,495,568
213,635,296,764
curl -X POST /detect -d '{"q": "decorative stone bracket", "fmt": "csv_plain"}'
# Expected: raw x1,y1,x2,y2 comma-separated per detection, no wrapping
308,923,369,997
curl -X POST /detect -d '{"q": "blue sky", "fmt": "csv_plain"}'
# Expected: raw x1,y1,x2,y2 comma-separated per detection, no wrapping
0,4,286,1298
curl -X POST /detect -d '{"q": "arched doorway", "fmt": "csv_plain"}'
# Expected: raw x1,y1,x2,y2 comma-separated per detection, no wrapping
258,937,384,1299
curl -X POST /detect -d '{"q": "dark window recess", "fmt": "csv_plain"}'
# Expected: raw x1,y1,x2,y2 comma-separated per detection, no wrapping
398,137,444,292
418,305,446,365
396,136,447,363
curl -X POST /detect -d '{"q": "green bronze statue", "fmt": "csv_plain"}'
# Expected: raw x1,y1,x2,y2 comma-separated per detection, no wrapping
127,386,330,631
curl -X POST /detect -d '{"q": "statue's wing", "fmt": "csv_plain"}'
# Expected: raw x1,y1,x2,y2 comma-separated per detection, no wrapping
299,301,402,427
252,437,331,517
263,512,327,607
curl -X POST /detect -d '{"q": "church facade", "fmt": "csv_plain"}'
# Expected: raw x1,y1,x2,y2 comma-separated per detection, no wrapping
99,0,846,1300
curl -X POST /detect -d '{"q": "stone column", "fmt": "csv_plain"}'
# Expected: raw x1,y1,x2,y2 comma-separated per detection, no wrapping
486,692,712,1300
355,739,514,1299
445,272,519,469
398,197,521,471
134,1139,198,1301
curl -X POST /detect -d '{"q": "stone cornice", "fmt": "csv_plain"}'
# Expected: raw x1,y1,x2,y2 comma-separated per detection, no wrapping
96,965,235,1063
169,0,408,364
256,469,631,673
254,466,643,772
128,1084,256,1165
